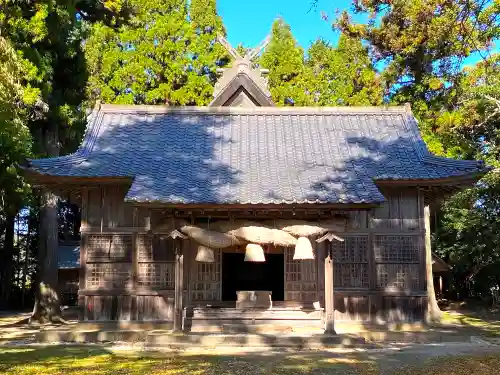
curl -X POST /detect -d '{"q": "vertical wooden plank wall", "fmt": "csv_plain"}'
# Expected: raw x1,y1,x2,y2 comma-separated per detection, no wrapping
330,186,427,322
80,185,176,323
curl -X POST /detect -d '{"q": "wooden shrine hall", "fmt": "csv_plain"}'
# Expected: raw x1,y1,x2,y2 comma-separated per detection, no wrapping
24,36,488,333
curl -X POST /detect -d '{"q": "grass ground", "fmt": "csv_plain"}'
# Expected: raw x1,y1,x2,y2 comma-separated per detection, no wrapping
440,309,500,337
0,346,379,375
0,345,499,375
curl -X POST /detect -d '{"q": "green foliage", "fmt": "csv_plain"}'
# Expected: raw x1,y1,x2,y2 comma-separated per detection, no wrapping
0,0,128,313
260,19,383,107
336,0,500,155
0,37,35,216
433,54,500,297
86,0,227,106
260,19,312,106
307,35,384,106
1,0,93,156
436,172,500,297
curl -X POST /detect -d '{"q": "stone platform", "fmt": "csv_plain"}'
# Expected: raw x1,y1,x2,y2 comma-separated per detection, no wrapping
35,327,369,350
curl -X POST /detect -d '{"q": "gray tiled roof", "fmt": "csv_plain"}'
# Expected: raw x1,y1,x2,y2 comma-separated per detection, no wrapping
28,105,486,204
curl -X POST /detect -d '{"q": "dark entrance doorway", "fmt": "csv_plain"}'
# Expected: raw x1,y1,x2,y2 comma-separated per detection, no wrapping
222,252,284,301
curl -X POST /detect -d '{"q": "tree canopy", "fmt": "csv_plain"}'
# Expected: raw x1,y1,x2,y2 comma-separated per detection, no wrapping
85,0,227,105
307,35,383,106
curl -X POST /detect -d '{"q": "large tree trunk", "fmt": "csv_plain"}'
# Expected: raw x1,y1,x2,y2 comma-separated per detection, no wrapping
30,123,63,323
425,205,441,322
31,190,62,323
0,214,15,308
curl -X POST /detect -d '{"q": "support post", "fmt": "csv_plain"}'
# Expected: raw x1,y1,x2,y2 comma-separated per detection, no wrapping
174,240,184,332
425,204,442,321
324,242,335,334
131,207,138,321
79,187,88,321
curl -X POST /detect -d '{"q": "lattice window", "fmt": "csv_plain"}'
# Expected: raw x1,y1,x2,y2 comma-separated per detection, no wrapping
335,264,369,289
137,235,176,262
191,250,221,301
86,263,132,288
137,263,175,289
332,236,369,288
136,235,176,290
285,248,317,302
374,235,422,291
87,234,132,261
376,264,420,290
374,236,419,262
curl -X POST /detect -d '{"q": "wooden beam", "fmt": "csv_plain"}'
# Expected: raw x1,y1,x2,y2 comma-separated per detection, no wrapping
130,203,379,210
375,172,486,187
324,242,335,334
173,240,184,332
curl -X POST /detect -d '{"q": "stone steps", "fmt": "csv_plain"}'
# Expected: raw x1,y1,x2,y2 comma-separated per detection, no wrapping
186,307,324,320
188,322,324,334
145,332,369,350
34,326,473,346
35,329,371,350
184,307,324,333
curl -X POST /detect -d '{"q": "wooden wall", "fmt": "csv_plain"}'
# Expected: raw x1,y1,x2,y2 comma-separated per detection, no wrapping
324,186,427,321
79,184,427,323
80,185,176,322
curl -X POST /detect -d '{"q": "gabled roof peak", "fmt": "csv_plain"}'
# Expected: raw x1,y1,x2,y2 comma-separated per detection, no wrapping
210,35,273,107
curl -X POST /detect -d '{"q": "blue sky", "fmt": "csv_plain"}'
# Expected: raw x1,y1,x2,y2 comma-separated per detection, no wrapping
217,0,346,49
217,0,497,67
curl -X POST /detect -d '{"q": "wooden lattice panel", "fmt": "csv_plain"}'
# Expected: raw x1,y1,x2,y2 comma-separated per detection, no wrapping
191,249,221,301
285,248,317,302
86,263,132,289
374,235,419,262
335,264,369,289
332,236,368,263
137,263,175,289
376,263,421,290
332,236,369,288
87,234,132,261
137,235,177,262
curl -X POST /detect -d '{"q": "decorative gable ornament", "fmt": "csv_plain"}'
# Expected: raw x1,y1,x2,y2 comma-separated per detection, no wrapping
210,35,274,107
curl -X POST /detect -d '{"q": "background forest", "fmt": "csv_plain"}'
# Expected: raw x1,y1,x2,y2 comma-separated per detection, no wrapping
0,0,499,319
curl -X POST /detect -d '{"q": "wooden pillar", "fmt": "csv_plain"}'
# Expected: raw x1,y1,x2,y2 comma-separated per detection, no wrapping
324,242,335,334
131,207,138,321
425,204,441,321
79,187,88,321
174,239,184,332
185,240,192,308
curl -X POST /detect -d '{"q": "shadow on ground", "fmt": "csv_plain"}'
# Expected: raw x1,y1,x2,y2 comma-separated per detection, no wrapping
0,345,380,375
1,343,500,375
